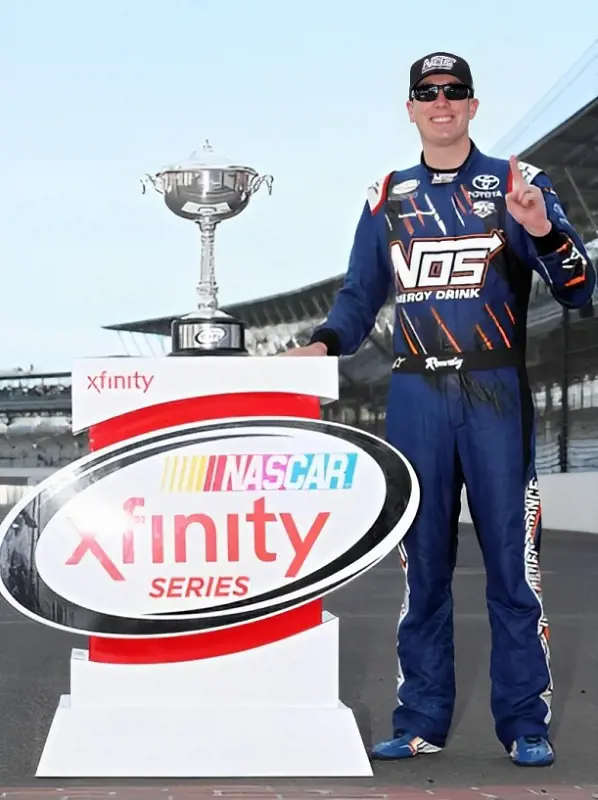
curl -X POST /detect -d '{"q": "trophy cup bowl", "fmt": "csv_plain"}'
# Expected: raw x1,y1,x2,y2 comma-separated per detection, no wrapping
142,141,273,356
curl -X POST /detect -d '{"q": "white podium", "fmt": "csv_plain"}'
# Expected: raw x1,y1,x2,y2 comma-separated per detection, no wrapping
36,356,374,778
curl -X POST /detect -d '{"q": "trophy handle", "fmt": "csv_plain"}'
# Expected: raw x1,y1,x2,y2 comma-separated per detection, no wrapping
248,173,274,196
140,174,164,195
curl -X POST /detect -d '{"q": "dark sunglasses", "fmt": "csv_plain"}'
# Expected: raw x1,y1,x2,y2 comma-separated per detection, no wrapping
411,84,473,102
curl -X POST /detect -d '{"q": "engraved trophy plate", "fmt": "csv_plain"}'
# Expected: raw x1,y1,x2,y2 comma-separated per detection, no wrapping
142,141,273,356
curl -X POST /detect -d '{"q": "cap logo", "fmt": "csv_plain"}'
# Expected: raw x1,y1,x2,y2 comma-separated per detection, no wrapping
422,55,456,74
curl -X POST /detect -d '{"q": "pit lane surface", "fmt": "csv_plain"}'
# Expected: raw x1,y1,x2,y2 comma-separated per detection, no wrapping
0,525,596,796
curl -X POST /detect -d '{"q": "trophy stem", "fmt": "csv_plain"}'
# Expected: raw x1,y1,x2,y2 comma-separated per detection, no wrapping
196,216,218,316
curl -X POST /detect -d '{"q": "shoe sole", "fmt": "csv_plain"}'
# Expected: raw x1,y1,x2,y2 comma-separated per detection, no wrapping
370,747,442,761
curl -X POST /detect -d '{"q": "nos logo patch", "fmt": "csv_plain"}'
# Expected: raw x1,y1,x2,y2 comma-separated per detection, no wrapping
391,232,505,292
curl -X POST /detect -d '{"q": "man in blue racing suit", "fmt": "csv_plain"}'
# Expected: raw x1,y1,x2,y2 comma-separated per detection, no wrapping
282,52,596,767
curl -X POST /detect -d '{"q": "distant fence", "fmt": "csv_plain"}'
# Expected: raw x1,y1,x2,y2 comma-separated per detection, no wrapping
530,298,598,473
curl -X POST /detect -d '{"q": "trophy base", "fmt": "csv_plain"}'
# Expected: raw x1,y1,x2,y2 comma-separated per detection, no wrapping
170,313,247,356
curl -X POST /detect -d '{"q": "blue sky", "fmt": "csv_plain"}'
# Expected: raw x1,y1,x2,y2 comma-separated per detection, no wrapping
1,0,597,370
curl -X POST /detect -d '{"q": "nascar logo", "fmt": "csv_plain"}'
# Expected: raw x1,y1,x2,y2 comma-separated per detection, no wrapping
160,452,358,492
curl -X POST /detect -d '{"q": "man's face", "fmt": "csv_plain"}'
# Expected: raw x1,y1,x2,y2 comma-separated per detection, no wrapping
406,74,479,146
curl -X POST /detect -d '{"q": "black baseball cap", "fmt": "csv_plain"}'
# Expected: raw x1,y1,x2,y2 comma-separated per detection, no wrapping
409,52,474,94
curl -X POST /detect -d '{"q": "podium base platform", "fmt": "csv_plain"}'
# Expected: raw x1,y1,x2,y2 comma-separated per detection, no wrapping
36,697,372,778
35,612,373,778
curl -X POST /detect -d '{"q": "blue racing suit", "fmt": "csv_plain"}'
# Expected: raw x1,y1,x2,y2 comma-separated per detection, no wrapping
310,142,596,750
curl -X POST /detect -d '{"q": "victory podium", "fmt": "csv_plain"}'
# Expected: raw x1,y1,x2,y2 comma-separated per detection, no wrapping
0,142,418,780
35,355,376,778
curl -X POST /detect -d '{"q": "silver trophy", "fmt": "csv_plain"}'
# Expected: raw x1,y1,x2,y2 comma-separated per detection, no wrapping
142,140,273,355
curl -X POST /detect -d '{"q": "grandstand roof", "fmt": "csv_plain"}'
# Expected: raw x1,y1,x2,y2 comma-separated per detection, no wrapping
491,39,598,242
0,370,70,380
105,42,597,340
104,275,344,338
490,40,598,161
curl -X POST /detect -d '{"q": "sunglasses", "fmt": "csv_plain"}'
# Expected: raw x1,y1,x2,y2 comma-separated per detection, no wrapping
411,84,473,102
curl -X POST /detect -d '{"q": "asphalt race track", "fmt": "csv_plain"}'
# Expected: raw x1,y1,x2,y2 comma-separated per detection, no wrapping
0,524,597,798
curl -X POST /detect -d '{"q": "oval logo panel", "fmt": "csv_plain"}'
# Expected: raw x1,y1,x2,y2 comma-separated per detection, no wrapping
0,417,419,637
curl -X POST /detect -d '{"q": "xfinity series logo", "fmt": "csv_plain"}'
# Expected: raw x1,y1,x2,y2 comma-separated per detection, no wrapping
391,232,505,303
65,494,328,587
0,417,419,638
87,370,154,395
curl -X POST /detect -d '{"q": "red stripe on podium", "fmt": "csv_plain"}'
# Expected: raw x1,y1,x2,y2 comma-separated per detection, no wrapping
89,600,323,664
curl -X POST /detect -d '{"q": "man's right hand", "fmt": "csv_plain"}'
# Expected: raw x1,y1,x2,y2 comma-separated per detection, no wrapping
279,342,328,357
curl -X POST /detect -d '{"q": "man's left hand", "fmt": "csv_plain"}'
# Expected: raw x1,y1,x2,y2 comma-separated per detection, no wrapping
505,155,552,237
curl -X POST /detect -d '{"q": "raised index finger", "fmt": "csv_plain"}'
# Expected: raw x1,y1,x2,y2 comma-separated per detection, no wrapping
509,154,525,185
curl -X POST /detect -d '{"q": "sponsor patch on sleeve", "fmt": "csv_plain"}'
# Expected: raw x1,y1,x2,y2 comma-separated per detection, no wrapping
367,172,393,213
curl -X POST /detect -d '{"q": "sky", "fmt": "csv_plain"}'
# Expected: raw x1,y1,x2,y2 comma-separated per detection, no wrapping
1,0,597,371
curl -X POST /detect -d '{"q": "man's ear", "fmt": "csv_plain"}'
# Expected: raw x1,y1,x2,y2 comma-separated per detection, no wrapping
406,100,415,123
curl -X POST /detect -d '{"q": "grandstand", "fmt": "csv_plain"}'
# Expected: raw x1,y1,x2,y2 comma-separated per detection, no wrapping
0,370,84,512
1,42,597,507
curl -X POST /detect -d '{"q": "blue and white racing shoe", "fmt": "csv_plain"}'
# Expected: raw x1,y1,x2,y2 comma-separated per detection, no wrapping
509,735,555,767
370,730,442,760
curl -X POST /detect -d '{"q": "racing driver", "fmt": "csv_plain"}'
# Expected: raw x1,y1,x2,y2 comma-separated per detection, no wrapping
281,52,596,767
